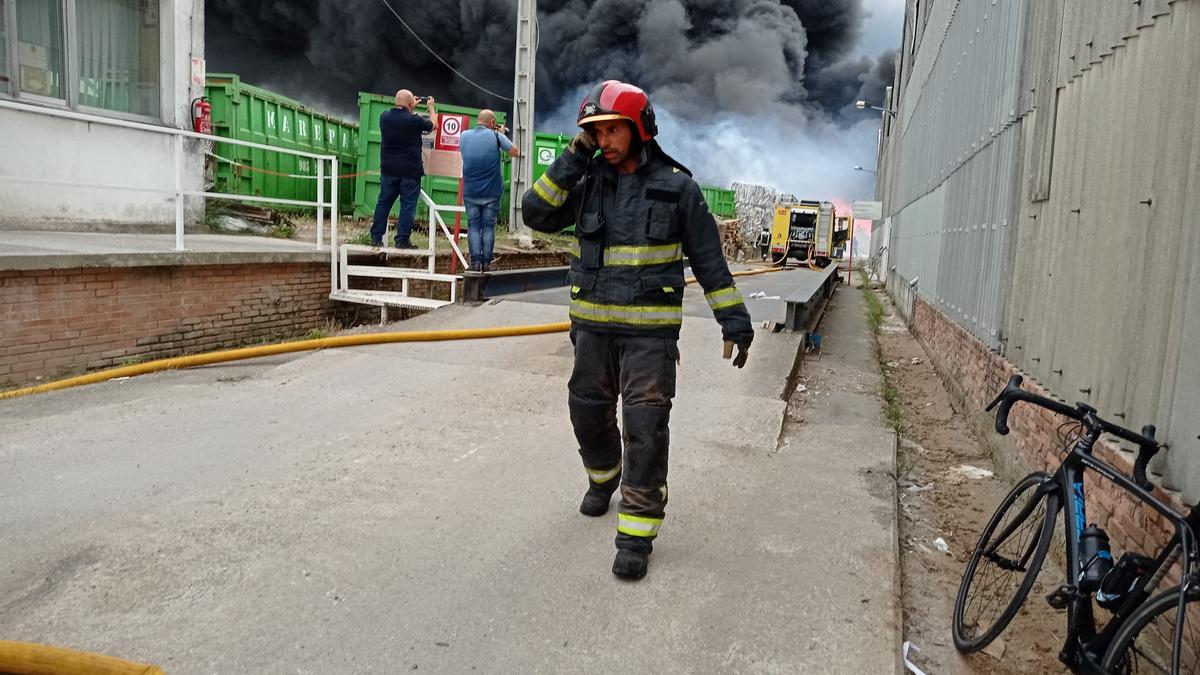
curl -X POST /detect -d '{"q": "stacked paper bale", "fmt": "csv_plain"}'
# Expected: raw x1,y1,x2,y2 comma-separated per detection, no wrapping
732,182,778,246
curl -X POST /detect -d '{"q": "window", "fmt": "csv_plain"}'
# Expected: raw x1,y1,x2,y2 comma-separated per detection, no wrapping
0,1,9,92
910,0,921,58
2,0,161,119
16,0,64,98
77,0,160,117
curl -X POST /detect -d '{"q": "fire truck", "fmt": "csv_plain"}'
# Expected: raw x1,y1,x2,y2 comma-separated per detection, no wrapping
756,200,851,267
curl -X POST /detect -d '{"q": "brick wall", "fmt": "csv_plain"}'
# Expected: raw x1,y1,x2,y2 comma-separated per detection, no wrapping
1,250,572,389
909,294,1182,574
0,262,334,388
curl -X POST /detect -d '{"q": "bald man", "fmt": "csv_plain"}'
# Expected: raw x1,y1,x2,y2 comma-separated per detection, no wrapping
457,109,519,271
370,89,438,248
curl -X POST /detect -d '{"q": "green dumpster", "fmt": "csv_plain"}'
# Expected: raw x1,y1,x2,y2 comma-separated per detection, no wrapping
204,74,358,213
700,185,736,220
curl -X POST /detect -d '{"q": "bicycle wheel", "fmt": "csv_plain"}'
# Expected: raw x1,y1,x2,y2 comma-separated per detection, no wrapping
953,471,1059,652
1102,585,1200,674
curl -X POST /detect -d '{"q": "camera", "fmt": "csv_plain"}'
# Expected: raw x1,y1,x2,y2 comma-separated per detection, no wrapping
415,96,427,103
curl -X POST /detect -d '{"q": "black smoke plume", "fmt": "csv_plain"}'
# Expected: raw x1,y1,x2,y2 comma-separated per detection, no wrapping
206,0,894,122
205,0,897,199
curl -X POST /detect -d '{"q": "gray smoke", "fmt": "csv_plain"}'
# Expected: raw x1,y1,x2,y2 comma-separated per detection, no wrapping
205,0,897,199
807,47,899,119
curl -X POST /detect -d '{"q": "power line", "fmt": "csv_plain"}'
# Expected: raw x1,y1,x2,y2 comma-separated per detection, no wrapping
377,0,514,102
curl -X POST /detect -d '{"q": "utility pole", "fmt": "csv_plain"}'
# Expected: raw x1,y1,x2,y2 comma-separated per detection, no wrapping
509,0,536,244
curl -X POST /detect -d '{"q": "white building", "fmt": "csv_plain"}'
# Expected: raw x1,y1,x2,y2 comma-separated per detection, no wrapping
0,0,204,229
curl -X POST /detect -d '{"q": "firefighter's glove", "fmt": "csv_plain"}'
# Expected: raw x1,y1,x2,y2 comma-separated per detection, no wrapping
723,340,751,369
567,130,598,156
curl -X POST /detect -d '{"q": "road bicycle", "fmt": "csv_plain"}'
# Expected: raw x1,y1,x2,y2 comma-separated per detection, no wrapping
953,374,1200,673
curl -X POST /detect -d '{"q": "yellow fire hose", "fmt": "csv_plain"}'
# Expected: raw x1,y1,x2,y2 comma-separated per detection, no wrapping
0,266,787,401
0,640,164,675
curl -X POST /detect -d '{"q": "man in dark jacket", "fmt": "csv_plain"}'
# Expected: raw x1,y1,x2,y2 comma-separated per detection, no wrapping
370,89,437,248
521,81,754,580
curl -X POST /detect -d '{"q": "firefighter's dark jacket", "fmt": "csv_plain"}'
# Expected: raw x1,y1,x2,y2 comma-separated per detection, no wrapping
521,143,754,344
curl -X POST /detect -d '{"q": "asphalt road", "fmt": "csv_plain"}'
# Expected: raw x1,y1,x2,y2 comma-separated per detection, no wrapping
0,269,897,674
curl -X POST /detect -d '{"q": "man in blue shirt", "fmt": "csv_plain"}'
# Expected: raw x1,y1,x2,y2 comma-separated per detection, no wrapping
458,110,518,271
371,90,437,248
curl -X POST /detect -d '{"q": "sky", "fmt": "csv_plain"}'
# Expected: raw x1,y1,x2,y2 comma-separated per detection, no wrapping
859,0,907,58
850,0,903,240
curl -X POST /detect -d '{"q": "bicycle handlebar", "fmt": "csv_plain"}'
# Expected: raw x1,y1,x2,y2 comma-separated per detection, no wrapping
986,374,1162,490
985,374,1078,432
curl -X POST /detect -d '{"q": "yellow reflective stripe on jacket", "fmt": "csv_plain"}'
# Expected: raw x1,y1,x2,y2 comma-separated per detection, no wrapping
532,174,569,207
604,243,684,266
565,242,682,266
705,286,745,311
569,300,683,327
586,463,621,484
617,513,663,538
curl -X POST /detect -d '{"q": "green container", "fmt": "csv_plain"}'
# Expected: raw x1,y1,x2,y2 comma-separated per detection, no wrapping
532,132,572,186
530,132,574,232
529,137,735,225
204,74,358,213
701,185,736,220
353,92,509,224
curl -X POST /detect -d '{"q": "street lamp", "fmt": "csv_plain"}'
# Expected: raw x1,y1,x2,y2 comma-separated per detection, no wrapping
856,100,896,118
853,165,877,174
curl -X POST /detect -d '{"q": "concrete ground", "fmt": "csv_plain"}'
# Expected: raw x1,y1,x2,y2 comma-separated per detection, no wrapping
0,268,897,674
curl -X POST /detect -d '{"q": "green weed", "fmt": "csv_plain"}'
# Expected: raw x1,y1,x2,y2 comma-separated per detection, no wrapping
863,284,884,334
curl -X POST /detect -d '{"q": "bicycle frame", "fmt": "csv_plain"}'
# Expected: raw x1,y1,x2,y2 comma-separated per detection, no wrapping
1050,431,1199,672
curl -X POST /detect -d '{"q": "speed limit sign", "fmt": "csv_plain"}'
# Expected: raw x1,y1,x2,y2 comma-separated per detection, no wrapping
436,114,468,150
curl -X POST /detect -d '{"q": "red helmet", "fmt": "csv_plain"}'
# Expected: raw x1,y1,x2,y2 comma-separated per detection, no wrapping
577,80,658,142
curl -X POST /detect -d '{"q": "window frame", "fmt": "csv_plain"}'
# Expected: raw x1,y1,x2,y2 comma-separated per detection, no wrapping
0,0,166,124
0,0,13,97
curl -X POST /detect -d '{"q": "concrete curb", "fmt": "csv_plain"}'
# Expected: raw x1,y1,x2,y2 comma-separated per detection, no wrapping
888,429,904,675
0,250,328,271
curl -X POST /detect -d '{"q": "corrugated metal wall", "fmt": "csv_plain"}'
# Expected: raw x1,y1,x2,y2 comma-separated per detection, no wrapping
879,0,1200,498
882,0,1028,350
1006,1,1200,496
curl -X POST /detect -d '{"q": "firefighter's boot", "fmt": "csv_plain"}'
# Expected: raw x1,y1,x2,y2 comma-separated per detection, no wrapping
579,480,619,517
612,548,650,580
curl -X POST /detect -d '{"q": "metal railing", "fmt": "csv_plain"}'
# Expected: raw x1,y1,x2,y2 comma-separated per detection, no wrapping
329,190,468,299
889,268,918,326
421,190,469,270
0,99,338,252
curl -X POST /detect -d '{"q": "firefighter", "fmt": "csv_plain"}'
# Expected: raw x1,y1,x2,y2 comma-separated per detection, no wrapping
521,81,754,580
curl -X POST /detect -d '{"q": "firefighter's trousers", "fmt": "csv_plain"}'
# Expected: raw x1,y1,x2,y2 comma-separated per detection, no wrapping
568,329,679,553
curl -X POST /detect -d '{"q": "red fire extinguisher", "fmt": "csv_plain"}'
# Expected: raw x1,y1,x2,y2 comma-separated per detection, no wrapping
191,97,212,134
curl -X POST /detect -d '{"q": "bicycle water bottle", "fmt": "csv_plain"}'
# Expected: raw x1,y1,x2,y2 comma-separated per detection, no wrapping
1079,525,1114,592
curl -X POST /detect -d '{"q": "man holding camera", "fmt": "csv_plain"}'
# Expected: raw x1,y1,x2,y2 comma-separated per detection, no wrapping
458,109,519,271
371,89,437,248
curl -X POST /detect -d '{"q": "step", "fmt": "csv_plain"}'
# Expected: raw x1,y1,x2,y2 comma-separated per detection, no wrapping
342,244,430,257
329,290,452,310
344,265,460,283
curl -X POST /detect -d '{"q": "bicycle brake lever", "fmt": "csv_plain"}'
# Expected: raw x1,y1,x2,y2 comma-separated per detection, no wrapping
986,374,1024,412
987,375,1024,435
1133,425,1160,491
